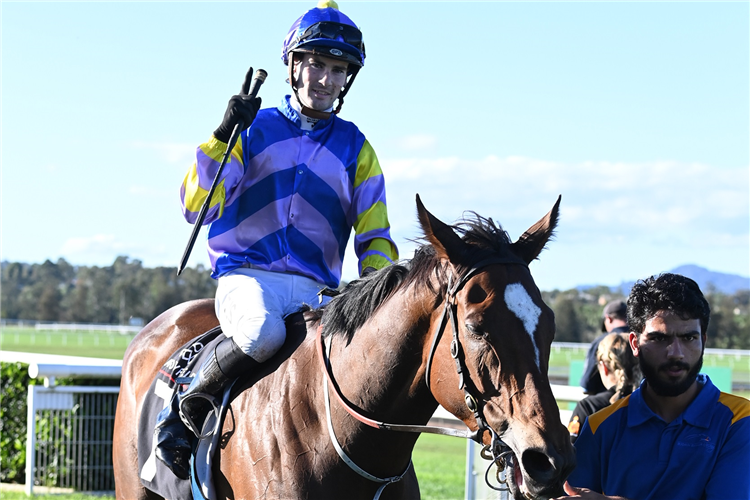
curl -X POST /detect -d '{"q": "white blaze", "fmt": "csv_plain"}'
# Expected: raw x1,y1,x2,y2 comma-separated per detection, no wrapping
504,283,541,369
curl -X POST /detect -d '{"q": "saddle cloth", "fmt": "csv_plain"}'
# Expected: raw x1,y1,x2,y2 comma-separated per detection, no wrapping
137,326,229,500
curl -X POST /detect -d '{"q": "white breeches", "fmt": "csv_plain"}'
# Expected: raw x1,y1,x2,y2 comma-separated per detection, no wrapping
214,268,330,363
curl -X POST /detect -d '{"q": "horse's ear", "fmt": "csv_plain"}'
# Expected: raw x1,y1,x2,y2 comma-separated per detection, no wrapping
416,194,466,263
511,195,561,265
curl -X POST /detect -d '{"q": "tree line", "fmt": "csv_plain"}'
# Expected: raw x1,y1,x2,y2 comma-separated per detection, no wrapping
1,257,748,349
542,286,750,349
1,257,217,325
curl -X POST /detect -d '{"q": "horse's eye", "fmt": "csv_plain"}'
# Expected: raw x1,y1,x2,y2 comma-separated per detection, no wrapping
465,322,488,339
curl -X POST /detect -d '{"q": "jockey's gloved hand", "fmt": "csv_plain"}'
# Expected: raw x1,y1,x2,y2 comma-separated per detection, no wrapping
213,94,262,143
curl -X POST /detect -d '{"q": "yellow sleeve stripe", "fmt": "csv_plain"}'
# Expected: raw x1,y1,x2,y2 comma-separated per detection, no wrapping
354,201,390,233
362,253,393,271
588,395,630,434
718,392,750,424
182,163,226,217
182,136,244,218
203,135,244,164
354,140,383,188
365,237,398,261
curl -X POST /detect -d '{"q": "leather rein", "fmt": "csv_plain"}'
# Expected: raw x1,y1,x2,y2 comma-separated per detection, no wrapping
316,255,528,497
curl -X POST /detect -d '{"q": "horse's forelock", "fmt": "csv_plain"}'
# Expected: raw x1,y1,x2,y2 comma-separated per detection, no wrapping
456,211,514,252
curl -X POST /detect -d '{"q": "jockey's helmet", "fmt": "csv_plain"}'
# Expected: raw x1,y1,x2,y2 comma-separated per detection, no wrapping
282,0,365,70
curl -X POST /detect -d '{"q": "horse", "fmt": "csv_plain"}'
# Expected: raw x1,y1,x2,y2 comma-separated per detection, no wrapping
113,195,575,500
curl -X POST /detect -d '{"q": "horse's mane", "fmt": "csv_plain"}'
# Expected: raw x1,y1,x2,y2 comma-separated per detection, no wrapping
317,212,516,341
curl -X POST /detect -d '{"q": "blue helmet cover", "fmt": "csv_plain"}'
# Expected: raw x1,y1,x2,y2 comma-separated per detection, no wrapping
282,5,365,68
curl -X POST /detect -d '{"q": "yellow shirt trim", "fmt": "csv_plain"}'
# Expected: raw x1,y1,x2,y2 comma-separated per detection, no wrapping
718,392,750,424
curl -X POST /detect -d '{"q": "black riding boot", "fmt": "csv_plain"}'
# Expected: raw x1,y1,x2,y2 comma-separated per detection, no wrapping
154,338,258,480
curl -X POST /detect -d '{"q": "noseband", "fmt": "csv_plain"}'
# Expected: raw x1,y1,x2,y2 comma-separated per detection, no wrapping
317,254,528,496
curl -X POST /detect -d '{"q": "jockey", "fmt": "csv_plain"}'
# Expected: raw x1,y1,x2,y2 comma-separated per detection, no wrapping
154,0,399,480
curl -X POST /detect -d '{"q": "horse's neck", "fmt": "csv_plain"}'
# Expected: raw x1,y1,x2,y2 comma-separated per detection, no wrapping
328,286,438,424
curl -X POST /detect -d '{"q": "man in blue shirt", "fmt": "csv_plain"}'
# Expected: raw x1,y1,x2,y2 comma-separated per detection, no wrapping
557,273,750,500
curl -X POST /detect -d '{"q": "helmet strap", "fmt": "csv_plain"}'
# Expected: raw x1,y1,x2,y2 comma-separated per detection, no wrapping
333,68,358,114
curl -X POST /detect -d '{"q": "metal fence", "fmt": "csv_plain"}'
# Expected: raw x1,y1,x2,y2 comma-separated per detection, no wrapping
1,319,141,333
26,385,119,495
23,384,580,499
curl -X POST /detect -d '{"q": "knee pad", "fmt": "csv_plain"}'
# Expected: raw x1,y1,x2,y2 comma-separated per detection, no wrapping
246,317,287,362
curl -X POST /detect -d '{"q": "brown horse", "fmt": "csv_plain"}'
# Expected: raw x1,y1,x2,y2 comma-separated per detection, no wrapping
113,195,575,500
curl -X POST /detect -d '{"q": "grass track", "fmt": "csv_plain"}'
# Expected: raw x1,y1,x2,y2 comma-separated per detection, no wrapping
413,433,467,499
0,327,135,360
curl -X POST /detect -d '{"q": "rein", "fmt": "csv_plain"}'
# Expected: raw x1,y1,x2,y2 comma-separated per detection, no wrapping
317,326,479,439
317,254,528,495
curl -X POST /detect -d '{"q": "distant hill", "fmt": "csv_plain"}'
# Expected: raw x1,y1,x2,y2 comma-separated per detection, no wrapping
581,264,750,295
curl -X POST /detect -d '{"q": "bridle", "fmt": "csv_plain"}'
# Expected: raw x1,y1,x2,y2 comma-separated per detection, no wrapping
317,254,529,497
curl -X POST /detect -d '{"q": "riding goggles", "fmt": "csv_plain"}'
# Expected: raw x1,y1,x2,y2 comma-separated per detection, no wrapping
294,21,365,55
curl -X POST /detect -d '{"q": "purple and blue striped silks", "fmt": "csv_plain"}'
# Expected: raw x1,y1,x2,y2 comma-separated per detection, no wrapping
181,96,398,288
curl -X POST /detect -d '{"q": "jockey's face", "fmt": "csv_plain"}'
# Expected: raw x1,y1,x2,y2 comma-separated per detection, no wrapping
293,53,349,111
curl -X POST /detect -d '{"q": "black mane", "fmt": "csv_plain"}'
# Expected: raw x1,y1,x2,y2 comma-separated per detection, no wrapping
319,212,515,341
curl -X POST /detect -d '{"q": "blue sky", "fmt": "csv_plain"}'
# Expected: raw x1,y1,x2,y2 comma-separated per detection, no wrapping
2,1,748,292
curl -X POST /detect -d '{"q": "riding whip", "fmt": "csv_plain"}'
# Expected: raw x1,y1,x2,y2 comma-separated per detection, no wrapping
177,67,267,275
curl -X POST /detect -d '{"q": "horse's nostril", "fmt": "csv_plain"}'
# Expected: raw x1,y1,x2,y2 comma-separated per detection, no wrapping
522,449,554,476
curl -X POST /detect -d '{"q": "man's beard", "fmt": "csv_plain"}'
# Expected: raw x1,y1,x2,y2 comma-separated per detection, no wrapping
640,355,703,397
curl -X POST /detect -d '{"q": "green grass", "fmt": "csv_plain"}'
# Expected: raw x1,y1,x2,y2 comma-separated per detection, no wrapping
549,345,750,376
413,433,466,499
0,327,135,360
0,489,113,500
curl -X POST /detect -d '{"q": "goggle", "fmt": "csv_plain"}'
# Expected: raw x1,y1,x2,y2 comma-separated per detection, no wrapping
295,21,364,54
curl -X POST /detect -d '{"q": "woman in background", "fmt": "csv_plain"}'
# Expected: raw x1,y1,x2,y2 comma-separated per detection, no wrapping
568,332,641,442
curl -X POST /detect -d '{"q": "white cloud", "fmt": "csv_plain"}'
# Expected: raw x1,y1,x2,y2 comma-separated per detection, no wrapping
394,134,438,152
353,154,749,290
380,155,749,250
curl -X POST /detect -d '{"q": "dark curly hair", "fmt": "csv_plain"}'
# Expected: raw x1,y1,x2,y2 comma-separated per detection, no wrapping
627,273,710,336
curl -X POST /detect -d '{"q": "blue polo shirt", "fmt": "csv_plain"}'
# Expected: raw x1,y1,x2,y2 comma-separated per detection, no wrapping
569,375,750,500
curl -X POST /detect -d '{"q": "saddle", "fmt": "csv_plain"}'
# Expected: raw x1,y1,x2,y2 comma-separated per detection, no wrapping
137,312,309,500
